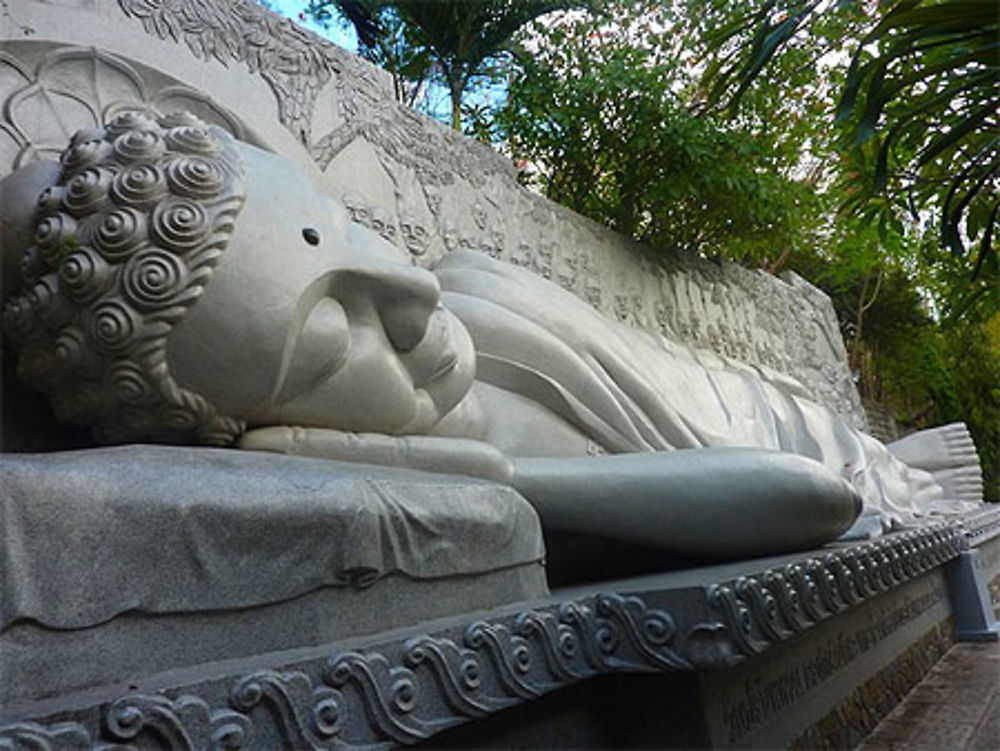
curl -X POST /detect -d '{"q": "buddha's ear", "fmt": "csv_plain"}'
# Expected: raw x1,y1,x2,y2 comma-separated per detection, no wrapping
1,160,61,301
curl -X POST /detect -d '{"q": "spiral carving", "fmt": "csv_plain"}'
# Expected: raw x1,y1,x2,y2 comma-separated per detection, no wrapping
311,689,343,738
53,327,88,369
165,156,225,199
159,111,205,129
106,360,154,405
0,521,970,749
105,111,158,138
211,719,251,751
392,677,417,713
558,630,578,659
464,623,541,700
61,138,113,177
595,594,690,670
230,677,263,712
227,671,327,749
70,127,106,146
105,702,144,739
105,692,256,750
94,208,147,261
593,622,619,654
511,642,531,675
111,164,168,208
58,248,110,303
460,657,482,690
19,246,43,285
34,213,78,263
161,403,200,431
9,110,244,447
0,524,972,749
36,186,65,215
122,248,189,309
152,198,210,251
165,125,220,155
63,167,114,217
113,129,166,163
88,299,140,353
29,275,68,326
2,297,37,341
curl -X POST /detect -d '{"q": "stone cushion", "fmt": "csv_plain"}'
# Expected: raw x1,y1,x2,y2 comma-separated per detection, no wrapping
0,445,546,631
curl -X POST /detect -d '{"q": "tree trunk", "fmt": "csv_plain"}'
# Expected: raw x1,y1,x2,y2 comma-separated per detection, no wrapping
449,78,463,131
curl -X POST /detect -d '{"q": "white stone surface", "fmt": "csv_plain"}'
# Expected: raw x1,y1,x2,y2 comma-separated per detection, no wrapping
0,0,867,429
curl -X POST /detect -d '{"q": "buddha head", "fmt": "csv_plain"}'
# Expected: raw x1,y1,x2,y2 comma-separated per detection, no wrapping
2,112,476,446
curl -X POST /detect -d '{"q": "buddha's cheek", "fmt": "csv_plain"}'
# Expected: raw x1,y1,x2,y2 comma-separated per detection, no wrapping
420,318,477,417
270,333,422,434
274,298,350,404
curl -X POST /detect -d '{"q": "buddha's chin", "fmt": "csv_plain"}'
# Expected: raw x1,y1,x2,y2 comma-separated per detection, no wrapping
427,388,488,440
397,368,479,438
399,312,478,436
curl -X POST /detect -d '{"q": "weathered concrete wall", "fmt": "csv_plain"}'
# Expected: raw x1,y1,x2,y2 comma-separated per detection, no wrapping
0,0,867,430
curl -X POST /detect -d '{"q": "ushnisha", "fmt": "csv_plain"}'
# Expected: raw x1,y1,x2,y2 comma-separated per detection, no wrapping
3,112,984,558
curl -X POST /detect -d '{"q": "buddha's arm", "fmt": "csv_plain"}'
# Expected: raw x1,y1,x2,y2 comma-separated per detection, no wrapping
242,427,859,558
512,449,862,558
240,426,515,483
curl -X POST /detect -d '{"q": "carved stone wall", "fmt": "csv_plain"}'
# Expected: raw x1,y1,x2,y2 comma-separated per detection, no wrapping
0,0,868,430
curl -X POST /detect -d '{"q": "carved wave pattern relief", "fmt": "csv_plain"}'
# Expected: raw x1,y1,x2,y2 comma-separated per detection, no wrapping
709,525,964,660
0,523,965,750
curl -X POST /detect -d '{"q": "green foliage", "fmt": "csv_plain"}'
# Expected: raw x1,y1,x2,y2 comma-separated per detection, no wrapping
883,321,1000,502
492,3,823,263
702,0,1000,291
788,233,1000,500
306,0,591,128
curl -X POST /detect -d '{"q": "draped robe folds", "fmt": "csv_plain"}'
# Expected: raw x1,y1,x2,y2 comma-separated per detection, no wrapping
434,250,955,538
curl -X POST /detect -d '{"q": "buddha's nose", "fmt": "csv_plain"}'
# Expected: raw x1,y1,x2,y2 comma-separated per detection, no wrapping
375,264,441,352
333,262,441,352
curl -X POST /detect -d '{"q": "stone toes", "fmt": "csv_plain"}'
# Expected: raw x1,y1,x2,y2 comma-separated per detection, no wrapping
886,422,980,473
944,440,976,456
942,425,974,446
930,460,985,503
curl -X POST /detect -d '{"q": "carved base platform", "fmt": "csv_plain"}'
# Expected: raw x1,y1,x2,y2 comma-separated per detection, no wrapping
5,507,999,750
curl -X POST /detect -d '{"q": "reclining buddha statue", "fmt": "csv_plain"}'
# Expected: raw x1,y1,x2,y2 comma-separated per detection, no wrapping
1,112,984,560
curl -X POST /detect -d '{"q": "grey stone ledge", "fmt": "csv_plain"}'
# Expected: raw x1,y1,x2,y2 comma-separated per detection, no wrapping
958,504,1000,547
0,522,966,749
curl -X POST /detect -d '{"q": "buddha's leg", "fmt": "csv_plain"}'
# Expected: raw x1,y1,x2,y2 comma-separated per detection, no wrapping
512,448,861,559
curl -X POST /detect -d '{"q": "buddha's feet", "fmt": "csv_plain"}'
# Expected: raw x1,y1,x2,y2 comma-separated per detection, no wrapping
928,464,984,504
888,422,983,503
887,422,979,472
